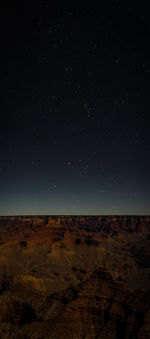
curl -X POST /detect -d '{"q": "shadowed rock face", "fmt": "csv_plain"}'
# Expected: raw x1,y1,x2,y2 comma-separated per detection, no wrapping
0,215,149,338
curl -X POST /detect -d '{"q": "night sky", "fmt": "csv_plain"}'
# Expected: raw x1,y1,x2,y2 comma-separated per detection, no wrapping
0,2,150,215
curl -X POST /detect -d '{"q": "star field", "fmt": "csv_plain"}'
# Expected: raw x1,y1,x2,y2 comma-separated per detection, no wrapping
0,2,150,215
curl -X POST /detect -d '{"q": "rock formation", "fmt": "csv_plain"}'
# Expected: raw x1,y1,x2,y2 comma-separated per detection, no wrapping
0,215,149,338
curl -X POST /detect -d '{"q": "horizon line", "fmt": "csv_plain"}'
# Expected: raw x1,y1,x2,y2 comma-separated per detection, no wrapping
0,214,150,217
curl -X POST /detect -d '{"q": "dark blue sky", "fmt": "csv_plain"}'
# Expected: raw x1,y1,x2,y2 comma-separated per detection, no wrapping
0,2,150,215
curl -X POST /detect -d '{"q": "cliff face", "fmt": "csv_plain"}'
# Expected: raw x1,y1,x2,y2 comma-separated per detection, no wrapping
46,270,150,339
0,216,149,338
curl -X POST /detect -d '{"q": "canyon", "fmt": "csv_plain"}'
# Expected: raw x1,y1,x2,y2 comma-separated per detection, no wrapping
0,215,150,338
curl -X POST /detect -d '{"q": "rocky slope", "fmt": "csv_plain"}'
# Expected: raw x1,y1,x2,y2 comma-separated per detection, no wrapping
0,215,149,338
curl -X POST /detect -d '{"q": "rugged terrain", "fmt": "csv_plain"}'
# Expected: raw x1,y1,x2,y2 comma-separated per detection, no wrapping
0,215,150,338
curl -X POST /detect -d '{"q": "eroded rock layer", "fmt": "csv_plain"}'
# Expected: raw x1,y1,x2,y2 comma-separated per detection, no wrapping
0,215,149,338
